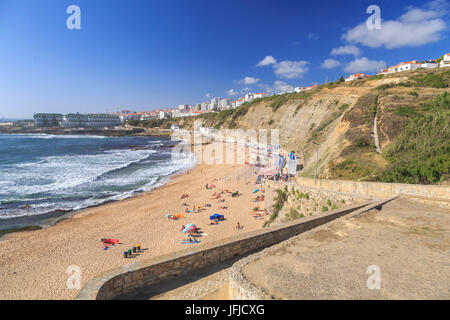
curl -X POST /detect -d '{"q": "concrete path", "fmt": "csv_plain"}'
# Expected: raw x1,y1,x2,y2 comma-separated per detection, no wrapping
240,197,450,299
119,257,243,300
373,112,381,154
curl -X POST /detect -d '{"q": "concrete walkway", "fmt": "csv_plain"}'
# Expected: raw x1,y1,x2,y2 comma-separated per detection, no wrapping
373,112,381,154
240,197,450,299
118,257,241,300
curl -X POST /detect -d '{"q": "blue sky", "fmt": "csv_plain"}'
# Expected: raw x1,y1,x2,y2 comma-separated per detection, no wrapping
0,0,449,118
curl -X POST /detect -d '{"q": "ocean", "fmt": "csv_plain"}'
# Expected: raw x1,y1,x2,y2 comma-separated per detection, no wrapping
0,133,194,229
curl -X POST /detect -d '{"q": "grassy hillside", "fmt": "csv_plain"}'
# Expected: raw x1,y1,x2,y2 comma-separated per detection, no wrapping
380,91,449,184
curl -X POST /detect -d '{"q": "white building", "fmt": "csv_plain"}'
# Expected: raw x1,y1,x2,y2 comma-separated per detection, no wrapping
33,113,64,127
345,73,371,82
218,98,232,110
200,102,209,111
209,98,220,111
440,53,450,68
171,109,181,118
159,111,171,119
85,114,121,127
397,60,422,72
235,98,244,108
421,60,438,69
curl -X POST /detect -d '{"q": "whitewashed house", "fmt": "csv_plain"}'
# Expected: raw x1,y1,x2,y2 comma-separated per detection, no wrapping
440,53,450,68
421,60,438,69
345,73,370,82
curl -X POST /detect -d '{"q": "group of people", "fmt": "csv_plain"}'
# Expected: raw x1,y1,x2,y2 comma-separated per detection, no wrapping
253,194,265,202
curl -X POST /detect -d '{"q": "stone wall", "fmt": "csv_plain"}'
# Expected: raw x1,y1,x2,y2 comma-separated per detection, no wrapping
77,201,375,300
295,177,450,209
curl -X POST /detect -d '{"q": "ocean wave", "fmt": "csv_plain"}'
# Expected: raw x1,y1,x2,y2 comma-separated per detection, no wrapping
0,148,156,196
0,149,195,220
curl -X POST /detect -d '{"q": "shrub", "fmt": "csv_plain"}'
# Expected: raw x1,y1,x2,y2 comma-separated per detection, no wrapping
355,137,369,147
379,92,450,184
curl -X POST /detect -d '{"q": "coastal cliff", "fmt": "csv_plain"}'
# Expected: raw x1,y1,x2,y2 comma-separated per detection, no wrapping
169,68,450,184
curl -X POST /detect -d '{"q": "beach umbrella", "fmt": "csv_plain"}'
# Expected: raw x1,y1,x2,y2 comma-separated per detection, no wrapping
210,214,221,220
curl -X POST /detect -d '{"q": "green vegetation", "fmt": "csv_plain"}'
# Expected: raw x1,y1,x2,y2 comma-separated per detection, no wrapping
370,74,384,80
321,206,329,212
355,136,369,148
409,91,419,98
331,157,382,181
308,103,350,142
289,208,304,220
380,92,450,184
296,192,310,200
264,188,288,227
128,118,171,128
269,94,288,112
397,71,450,89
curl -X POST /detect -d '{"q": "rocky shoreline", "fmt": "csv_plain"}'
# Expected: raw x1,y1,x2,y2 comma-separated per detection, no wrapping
0,126,172,137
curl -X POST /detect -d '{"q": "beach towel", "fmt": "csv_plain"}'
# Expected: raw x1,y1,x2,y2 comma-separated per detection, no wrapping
253,189,259,194
102,238,119,245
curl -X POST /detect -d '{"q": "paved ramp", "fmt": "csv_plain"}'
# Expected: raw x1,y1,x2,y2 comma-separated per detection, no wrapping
239,197,450,299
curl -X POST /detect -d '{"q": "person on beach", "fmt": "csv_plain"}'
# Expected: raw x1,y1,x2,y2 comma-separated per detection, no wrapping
236,222,242,230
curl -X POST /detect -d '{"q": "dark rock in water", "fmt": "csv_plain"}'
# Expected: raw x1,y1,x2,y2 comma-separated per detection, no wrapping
52,209,68,214
128,145,153,150
0,225,42,238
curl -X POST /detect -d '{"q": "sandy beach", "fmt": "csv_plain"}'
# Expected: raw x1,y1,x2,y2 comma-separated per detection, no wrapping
0,142,267,299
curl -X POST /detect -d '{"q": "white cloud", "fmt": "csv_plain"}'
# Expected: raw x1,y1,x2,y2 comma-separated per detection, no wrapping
257,56,309,79
256,56,277,67
308,33,320,40
321,59,341,69
205,93,211,98
342,2,447,49
344,57,386,73
236,76,260,85
273,60,309,79
274,81,294,92
331,45,361,57
227,87,252,96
